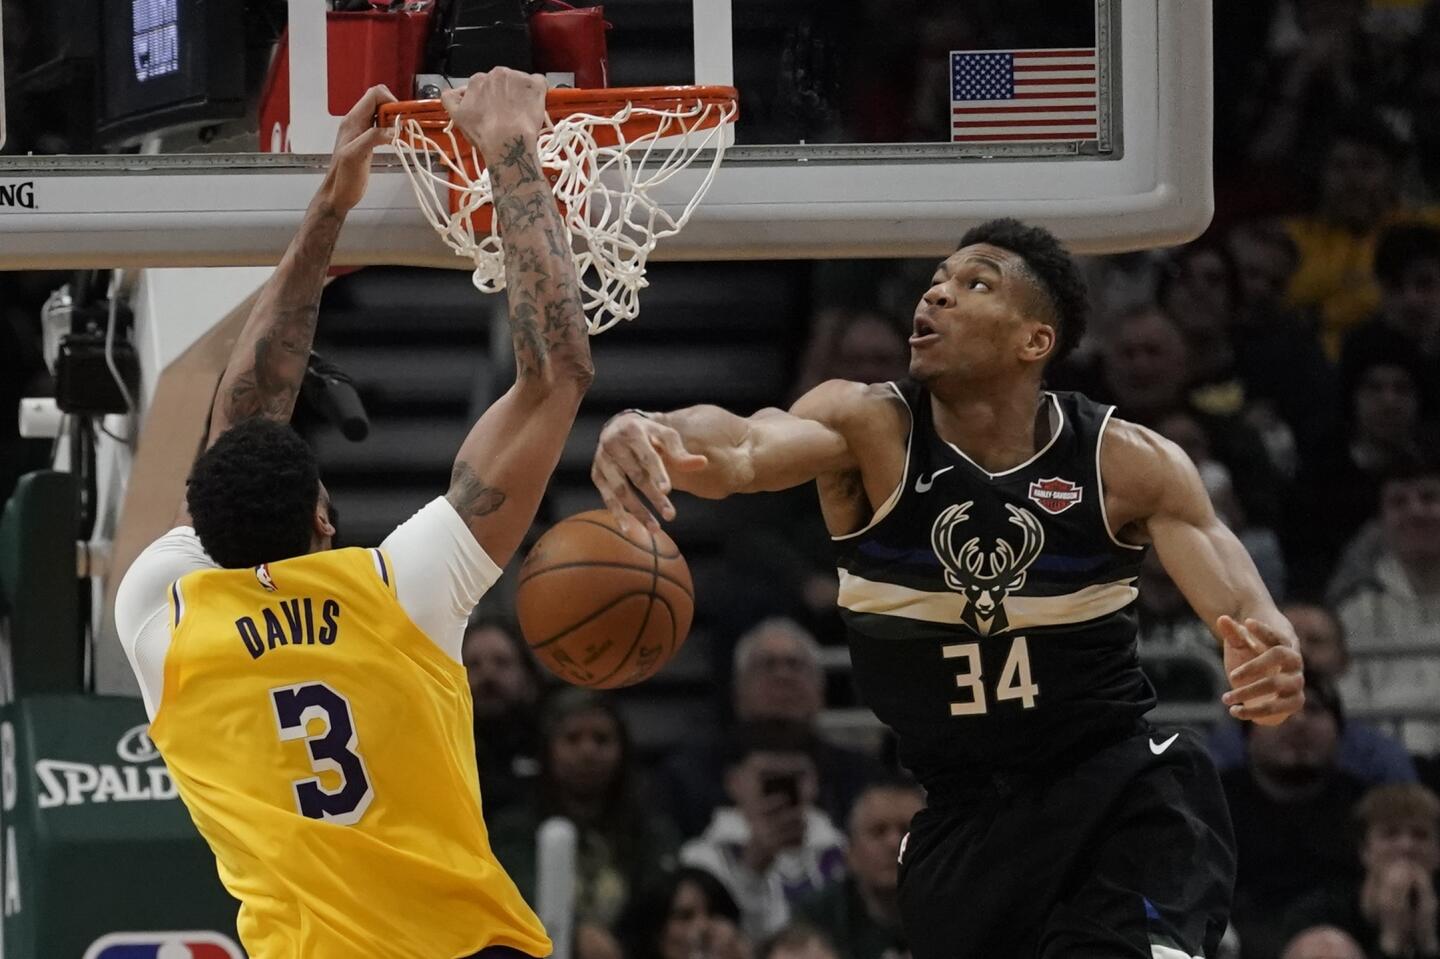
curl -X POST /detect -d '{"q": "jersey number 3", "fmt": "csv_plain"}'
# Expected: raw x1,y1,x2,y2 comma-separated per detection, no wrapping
271,682,374,825
942,636,1039,716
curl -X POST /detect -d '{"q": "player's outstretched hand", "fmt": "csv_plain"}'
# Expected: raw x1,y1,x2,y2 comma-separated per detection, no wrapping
325,84,398,214
592,411,708,536
440,68,549,159
1218,615,1305,726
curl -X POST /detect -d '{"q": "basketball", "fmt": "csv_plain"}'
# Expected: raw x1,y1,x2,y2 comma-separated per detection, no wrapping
516,510,694,689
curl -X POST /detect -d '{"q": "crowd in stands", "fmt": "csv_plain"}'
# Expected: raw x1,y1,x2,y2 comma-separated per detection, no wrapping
461,4,1440,958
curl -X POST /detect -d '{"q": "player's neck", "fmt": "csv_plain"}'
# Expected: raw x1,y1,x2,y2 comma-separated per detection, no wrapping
927,377,1049,474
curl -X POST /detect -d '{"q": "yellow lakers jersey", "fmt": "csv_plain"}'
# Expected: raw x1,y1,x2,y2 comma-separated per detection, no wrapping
149,546,551,959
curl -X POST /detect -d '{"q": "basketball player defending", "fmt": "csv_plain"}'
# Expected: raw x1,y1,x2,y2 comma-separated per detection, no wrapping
591,220,1304,959
115,71,591,959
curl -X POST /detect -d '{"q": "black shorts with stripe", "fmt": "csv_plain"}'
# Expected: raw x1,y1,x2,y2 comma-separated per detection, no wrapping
897,728,1235,959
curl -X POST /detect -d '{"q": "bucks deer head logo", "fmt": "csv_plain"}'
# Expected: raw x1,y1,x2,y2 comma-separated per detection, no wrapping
931,501,1045,635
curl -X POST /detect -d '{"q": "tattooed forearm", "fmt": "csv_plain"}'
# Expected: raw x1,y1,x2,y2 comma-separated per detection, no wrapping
211,200,342,436
499,136,544,183
221,307,317,421
486,134,592,387
446,461,507,519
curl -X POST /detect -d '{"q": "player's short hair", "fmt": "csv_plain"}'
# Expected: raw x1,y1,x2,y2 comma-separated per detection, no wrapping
1374,222,1440,287
957,217,1090,366
186,419,321,569
1354,782,1440,833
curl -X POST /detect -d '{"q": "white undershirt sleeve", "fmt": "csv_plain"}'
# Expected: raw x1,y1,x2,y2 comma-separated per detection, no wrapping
381,497,505,663
114,527,219,719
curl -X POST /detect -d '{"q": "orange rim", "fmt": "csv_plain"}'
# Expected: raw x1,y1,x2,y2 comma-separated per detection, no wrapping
378,85,738,152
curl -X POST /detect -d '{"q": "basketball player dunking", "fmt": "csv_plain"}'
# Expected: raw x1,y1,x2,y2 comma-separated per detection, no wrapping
115,70,591,959
591,220,1305,958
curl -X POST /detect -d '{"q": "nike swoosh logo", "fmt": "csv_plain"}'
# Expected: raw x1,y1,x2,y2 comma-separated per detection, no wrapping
915,466,954,493
1149,733,1179,756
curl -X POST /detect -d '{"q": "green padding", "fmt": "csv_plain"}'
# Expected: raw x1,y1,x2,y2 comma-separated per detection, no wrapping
0,695,241,957
0,470,81,693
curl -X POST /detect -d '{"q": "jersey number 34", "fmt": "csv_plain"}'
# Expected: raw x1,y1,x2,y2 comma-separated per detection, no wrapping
270,682,375,825
943,636,1039,716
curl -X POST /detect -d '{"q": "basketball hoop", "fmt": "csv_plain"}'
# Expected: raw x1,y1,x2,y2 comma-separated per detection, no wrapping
380,86,738,334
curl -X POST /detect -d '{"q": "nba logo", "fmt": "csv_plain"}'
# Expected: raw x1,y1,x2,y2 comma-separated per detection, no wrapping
255,563,278,592
83,931,244,959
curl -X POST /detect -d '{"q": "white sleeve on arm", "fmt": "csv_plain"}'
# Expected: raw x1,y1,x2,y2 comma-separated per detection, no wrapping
114,527,218,719
382,497,505,663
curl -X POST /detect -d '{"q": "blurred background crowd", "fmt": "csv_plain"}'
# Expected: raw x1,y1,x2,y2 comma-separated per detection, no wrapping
3,1,1440,958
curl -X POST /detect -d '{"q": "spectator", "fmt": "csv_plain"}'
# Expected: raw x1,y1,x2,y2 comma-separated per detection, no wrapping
680,720,848,941
759,924,842,959
794,780,923,959
463,613,542,817
1209,603,1418,787
488,689,679,929
1280,926,1367,959
1282,114,1440,358
1284,783,1440,959
1157,241,1305,483
1155,409,1288,597
1245,0,1398,178
1285,344,1428,594
790,307,909,403
1329,450,1440,753
1224,674,1369,959
658,619,886,838
617,867,753,959
1341,223,1440,413
1097,306,1285,529
1226,221,1335,462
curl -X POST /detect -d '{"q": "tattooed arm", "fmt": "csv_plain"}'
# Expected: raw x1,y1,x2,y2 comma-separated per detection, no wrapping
205,85,396,447
438,69,594,567
174,86,395,526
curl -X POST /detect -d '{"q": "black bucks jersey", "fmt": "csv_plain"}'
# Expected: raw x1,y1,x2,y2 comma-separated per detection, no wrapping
833,383,1155,792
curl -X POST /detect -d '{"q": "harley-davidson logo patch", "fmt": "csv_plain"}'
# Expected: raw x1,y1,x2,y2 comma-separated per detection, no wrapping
1028,477,1083,515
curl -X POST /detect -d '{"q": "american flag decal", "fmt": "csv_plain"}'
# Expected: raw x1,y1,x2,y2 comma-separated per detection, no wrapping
950,48,1099,143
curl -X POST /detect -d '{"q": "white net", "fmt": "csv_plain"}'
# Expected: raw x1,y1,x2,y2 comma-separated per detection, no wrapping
390,95,737,334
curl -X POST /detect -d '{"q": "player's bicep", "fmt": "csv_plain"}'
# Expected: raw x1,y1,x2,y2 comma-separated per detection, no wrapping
445,381,584,568
1142,436,1270,628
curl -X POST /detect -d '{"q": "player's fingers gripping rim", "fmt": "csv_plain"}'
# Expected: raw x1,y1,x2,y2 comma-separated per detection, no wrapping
338,85,397,144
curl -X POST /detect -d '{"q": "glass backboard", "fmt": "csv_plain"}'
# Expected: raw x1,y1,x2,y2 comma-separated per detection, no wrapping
0,0,1210,269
